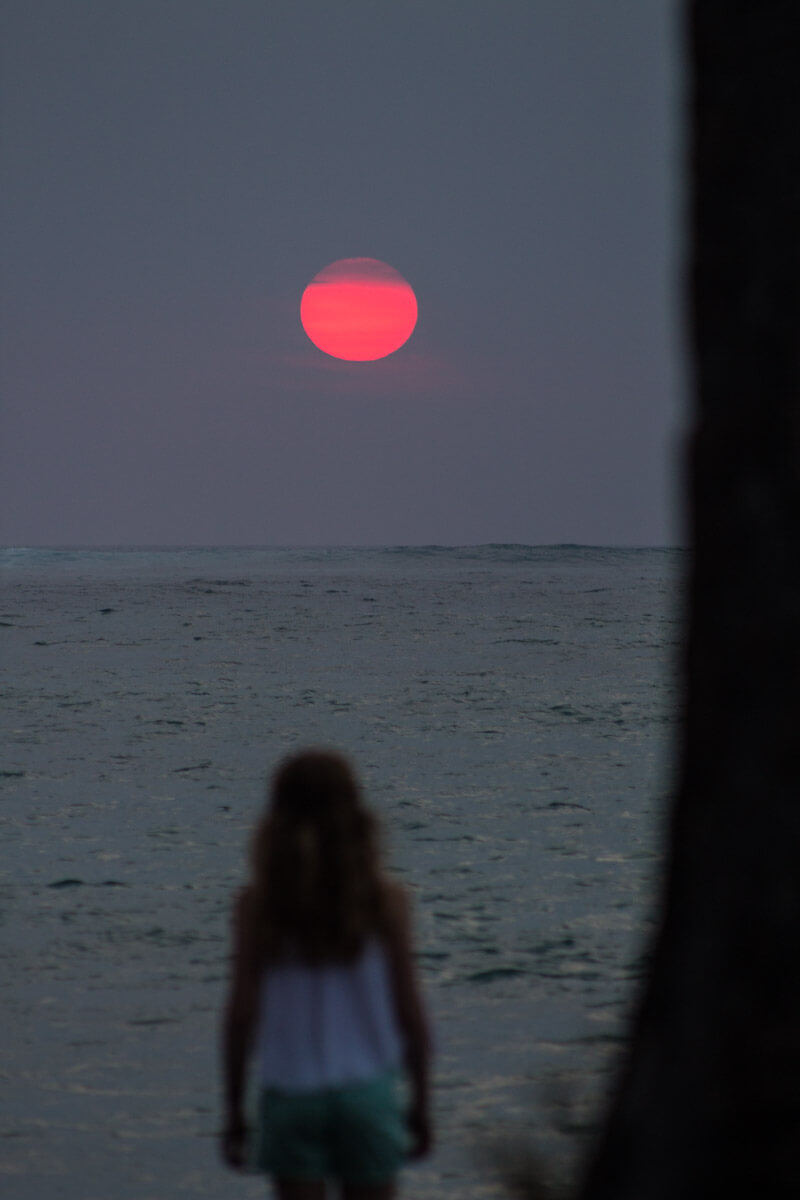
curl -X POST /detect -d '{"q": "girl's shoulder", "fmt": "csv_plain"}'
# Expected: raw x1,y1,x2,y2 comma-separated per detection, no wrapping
379,877,414,940
232,885,260,938
228,886,264,981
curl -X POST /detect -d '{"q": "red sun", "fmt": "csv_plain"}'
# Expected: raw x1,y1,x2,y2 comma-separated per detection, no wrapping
300,257,417,362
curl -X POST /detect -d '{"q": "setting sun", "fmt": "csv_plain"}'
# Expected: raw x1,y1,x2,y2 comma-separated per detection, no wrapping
300,257,418,362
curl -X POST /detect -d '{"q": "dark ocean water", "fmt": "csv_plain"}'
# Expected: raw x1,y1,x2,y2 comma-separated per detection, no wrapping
1,545,681,1198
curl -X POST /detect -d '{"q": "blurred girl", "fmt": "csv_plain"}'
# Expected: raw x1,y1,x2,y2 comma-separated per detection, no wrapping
221,749,432,1199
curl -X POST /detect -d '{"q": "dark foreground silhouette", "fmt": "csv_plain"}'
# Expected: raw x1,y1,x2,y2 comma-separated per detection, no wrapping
578,4,800,1196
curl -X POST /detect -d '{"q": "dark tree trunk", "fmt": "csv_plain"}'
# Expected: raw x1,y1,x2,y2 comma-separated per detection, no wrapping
580,3,800,1196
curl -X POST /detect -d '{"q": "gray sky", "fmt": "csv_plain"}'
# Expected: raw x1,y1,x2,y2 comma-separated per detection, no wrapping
1,1,682,547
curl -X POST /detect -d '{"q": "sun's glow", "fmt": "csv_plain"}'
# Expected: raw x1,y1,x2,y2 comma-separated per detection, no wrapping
300,258,417,361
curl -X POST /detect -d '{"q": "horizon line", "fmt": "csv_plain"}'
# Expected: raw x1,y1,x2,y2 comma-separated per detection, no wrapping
1,541,686,552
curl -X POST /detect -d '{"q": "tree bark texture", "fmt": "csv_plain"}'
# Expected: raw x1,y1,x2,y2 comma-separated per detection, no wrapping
580,3,800,1196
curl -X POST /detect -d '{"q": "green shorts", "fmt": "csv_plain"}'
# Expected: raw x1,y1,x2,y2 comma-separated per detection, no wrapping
254,1069,408,1184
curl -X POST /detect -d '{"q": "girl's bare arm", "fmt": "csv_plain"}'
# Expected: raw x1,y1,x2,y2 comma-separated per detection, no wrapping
220,887,261,1167
384,881,433,1158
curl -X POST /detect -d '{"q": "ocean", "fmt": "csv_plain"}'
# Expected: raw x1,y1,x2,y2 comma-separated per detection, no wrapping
1,545,681,1198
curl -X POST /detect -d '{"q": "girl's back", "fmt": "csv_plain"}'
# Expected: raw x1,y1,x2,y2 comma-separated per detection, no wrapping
256,930,403,1091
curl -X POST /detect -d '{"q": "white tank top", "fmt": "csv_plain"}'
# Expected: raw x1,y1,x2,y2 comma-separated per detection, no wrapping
255,938,403,1091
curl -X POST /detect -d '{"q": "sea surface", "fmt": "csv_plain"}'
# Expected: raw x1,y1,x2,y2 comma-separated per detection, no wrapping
1,546,681,1199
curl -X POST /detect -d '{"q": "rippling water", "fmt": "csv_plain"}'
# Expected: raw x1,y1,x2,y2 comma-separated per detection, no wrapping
1,546,681,1198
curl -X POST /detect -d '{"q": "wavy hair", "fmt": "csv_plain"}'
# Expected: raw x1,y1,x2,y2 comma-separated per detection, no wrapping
249,749,391,964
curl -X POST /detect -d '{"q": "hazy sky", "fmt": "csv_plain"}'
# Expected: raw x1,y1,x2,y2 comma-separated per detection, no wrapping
1,1,682,547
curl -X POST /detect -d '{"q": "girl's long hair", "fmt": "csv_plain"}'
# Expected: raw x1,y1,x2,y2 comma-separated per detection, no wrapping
250,749,391,964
